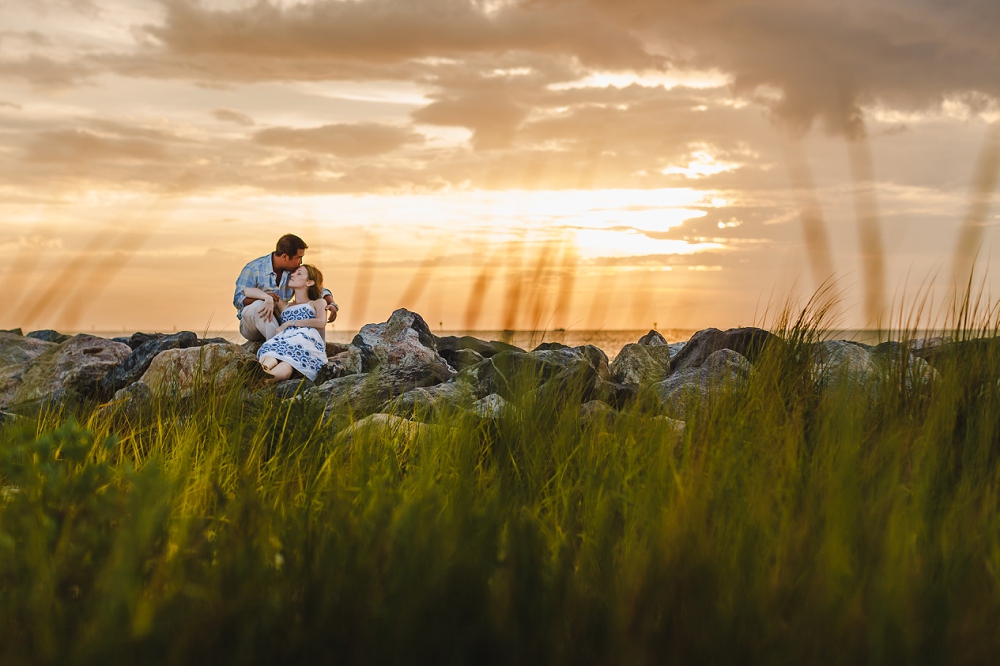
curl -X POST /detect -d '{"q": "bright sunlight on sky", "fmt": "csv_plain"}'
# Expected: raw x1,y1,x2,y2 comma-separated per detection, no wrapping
0,0,998,334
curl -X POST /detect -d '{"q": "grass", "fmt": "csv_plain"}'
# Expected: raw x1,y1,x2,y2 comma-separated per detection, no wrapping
3,309,1000,664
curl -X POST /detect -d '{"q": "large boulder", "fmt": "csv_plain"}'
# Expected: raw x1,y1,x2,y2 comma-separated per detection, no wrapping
532,344,611,381
138,342,251,395
669,327,779,374
813,340,938,400
610,343,671,385
99,331,200,396
351,359,456,414
311,374,369,417
0,331,55,368
656,349,751,419
0,335,131,408
26,330,71,344
637,330,668,346
315,359,455,418
811,340,878,399
435,335,521,365
471,393,510,419
350,308,447,371
314,350,362,384
458,345,614,401
388,381,475,418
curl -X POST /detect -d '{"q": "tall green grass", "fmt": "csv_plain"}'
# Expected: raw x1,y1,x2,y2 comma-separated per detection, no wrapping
3,310,1000,664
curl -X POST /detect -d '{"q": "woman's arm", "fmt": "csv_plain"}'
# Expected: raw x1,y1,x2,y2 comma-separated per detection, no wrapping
276,300,328,333
277,299,326,333
244,287,273,303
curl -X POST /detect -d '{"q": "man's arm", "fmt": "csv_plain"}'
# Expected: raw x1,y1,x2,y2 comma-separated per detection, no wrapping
322,288,339,323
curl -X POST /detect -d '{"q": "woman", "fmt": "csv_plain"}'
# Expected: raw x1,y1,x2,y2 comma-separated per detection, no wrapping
247,264,328,382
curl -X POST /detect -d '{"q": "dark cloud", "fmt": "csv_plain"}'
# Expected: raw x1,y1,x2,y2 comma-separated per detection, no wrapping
212,108,255,125
254,122,424,157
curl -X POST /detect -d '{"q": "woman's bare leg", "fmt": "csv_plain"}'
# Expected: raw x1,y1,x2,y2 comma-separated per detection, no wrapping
264,361,294,382
260,355,279,372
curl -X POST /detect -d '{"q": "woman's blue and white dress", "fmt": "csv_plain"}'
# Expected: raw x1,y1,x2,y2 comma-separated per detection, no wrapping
257,303,327,380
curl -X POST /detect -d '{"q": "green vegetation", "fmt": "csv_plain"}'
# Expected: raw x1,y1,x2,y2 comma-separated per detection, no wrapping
3,314,1000,664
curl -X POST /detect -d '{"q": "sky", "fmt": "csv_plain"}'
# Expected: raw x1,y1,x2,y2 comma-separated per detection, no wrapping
0,0,998,335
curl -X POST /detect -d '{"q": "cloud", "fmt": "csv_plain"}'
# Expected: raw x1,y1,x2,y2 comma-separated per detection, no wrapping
254,122,424,157
147,0,656,69
24,129,170,163
212,108,255,125
0,55,92,88
413,89,527,149
550,0,1000,135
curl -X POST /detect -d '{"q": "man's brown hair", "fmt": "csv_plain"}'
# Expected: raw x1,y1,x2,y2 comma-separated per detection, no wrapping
275,234,307,258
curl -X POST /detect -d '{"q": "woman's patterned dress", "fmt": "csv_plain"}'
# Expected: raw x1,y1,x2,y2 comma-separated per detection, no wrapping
257,303,327,380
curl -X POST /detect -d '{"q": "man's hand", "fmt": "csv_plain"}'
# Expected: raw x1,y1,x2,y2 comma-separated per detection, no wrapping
258,294,276,322
326,303,339,323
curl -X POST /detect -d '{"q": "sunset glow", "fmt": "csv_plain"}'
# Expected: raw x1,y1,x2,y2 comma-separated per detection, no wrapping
0,0,997,334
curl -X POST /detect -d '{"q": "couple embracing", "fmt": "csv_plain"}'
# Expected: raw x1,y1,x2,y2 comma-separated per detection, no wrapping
234,234,338,382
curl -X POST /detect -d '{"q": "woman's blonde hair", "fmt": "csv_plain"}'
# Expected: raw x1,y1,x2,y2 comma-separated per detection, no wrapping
302,264,324,301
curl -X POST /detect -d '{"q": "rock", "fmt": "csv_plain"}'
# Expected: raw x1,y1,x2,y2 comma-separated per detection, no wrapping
0,331,55,368
813,340,939,398
812,340,878,399
273,378,315,400
138,342,251,395
94,381,153,421
120,332,167,351
26,330,71,344
313,359,455,418
99,331,200,396
593,378,638,409
334,413,443,448
637,330,668,346
580,400,616,429
0,335,131,409
656,349,751,419
436,335,522,363
532,341,570,351
353,359,456,414
198,337,231,346
910,336,950,362
669,327,779,373
326,341,350,357
457,344,614,402
610,343,670,385
471,393,509,419
113,380,153,403
1,328,22,335
242,340,264,355
351,308,446,370
668,342,687,359
311,374,369,417
447,348,485,372
388,381,474,417
532,344,611,381
314,351,362,385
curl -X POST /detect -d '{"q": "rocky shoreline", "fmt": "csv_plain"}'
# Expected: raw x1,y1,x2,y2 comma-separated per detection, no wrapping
0,309,954,429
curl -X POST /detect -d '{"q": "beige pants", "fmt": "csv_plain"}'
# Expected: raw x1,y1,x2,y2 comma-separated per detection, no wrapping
239,299,279,342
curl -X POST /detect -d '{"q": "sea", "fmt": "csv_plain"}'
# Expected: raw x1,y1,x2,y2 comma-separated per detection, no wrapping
82,328,904,359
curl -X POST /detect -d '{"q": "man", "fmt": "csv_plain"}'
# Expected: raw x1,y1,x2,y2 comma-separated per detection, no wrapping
234,234,338,341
